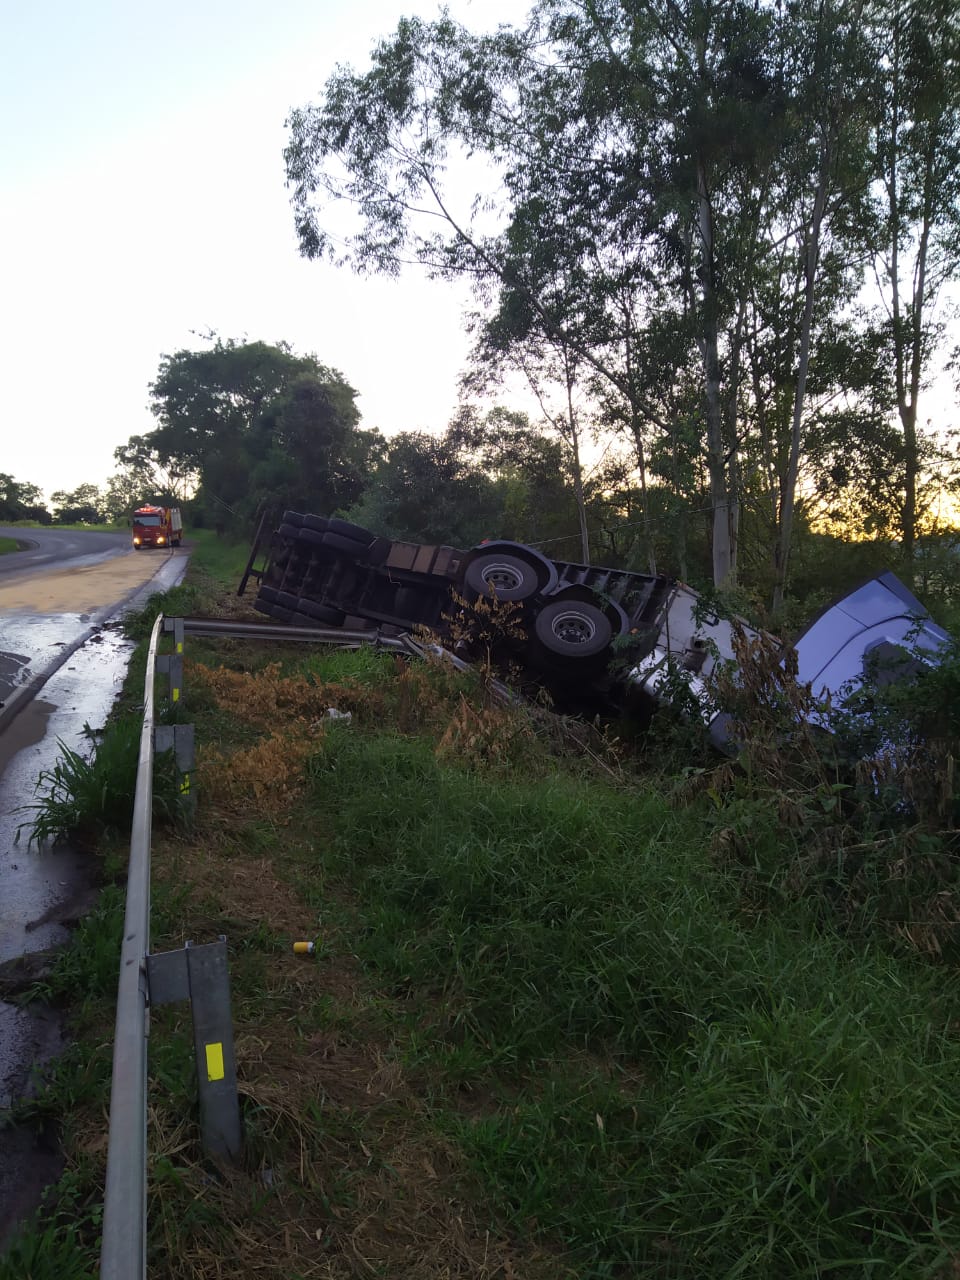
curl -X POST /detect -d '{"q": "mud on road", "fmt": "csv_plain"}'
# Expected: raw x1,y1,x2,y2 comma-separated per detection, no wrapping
0,545,176,615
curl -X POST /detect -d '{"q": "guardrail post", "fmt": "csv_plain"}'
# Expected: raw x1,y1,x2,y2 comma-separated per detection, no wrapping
145,938,242,1161
163,616,185,655
154,723,195,815
155,654,184,705
186,939,242,1160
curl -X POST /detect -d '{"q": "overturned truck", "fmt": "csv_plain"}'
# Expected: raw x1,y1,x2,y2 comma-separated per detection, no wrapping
239,512,950,746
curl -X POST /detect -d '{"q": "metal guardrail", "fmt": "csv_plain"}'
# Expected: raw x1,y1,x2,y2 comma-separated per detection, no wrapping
98,611,511,1276
100,612,161,1280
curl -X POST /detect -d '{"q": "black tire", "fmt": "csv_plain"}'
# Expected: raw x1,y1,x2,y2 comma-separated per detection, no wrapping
301,514,328,533
253,600,273,617
463,552,542,603
295,598,346,625
268,606,296,624
534,599,613,659
275,591,301,611
321,530,370,557
278,522,301,539
289,609,342,629
282,510,306,528
258,586,281,604
326,517,376,546
296,528,328,548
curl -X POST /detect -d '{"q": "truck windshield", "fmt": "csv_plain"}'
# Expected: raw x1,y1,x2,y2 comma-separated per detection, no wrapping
134,515,161,526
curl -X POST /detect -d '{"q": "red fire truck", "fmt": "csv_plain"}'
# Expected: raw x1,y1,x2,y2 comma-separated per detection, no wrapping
131,505,183,550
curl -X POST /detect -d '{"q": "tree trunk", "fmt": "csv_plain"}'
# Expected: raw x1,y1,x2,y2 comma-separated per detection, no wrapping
631,415,657,574
564,359,591,565
896,151,933,575
696,155,735,588
771,157,830,616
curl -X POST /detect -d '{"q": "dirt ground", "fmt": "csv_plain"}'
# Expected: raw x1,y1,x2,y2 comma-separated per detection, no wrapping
0,550,178,614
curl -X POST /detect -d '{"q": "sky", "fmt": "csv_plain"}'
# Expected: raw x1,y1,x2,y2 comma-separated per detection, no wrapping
0,0,521,499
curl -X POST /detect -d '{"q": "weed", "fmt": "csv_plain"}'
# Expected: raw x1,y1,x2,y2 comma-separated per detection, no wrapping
18,714,181,849
22,885,126,1008
0,1211,97,1280
123,583,199,642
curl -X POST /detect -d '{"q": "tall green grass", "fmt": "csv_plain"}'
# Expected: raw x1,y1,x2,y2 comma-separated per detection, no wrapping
18,714,181,849
183,528,251,586
303,727,960,1275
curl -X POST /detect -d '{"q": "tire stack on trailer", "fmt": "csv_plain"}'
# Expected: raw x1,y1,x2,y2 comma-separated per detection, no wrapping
253,512,385,629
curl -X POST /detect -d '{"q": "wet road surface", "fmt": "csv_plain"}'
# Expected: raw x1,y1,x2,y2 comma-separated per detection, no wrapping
0,538,188,1242
0,526,131,578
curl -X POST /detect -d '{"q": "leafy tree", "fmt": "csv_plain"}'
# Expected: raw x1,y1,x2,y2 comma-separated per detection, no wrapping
285,1,870,592
287,0,960,597
113,436,196,505
0,474,50,523
137,337,375,528
347,429,502,546
50,483,106,525
447,405,583,550
253,373,383,516
867,0,960,571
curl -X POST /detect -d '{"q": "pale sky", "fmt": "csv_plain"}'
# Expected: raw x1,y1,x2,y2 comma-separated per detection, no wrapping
0,0,520,498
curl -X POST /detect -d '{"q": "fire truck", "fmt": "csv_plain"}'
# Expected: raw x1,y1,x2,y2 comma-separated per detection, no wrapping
132,505,183,550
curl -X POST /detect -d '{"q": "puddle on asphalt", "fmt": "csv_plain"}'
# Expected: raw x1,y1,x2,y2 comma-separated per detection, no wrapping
0,624,136,1242
0,625,134,964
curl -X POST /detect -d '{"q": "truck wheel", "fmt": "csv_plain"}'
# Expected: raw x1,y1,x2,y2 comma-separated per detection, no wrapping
464,552,542,603
326,518,376,546
278,523,301,539
282,511,307,528
301,514,328,533
296,528,327,547
295,598,346,625
534,600,613,659
320,531,370,558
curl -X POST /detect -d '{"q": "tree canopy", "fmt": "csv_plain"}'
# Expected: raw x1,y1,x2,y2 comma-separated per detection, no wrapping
286,0,960,608
129,337,381,528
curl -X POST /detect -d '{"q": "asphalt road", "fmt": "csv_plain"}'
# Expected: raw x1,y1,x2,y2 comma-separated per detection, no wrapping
0,537,188,1239
0,526,130,578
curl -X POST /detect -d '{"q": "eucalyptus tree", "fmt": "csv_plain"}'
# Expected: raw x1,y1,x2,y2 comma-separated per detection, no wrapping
285,0,798,588
867,0,960,570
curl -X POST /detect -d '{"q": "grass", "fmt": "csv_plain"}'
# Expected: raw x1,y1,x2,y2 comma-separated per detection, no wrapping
0,536,19,555
6,529,960,1277
16,714,183,850
0,519,128,532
